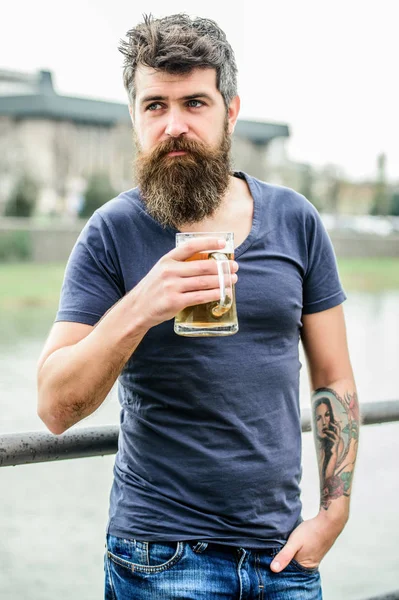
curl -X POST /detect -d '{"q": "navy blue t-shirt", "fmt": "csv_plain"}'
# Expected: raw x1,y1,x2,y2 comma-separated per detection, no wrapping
56,172,346,548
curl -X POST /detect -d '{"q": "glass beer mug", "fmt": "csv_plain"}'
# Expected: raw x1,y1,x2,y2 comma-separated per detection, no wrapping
174,232,239,337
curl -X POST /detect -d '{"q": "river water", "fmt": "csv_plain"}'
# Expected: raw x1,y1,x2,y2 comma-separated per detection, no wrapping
0,292,398,600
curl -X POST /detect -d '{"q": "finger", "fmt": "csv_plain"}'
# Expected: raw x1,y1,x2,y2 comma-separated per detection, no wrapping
270,541,300,573
170,237,227,262
179,273,238,293
179,286,232,309
324,429,335,437
179,259,239,277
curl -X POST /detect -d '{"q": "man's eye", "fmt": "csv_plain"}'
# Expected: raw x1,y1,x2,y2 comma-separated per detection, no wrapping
146,103,163,111
187,100,203,108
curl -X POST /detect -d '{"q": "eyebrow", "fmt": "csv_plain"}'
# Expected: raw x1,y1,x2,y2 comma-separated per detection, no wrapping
140,93,213,105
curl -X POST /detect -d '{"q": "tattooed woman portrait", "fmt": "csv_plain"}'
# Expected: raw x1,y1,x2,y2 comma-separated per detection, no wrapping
314,396,345,480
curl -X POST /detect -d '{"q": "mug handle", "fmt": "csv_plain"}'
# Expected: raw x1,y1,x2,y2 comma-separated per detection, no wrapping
209,252,233,316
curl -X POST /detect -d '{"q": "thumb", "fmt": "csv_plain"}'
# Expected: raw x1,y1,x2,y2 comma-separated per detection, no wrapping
270,541,299,573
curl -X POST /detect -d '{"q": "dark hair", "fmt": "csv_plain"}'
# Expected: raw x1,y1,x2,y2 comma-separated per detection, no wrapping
313,397,336,427
118,13,238,108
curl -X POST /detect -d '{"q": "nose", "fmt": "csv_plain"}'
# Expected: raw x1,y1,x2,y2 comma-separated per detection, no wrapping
165,109,189,138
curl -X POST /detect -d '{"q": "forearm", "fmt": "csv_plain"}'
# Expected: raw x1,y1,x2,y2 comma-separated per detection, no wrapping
311,378,360,527
38,292,148,434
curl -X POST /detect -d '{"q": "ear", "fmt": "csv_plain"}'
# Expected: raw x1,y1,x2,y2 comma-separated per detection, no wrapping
227,95,240,135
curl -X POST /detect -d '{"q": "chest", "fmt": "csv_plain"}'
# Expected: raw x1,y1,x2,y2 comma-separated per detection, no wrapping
123,237,305,343
177,180,253,250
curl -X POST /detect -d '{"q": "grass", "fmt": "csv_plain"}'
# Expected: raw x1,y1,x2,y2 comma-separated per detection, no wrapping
0,262,66,310
0,258,398,311
337,258,399,292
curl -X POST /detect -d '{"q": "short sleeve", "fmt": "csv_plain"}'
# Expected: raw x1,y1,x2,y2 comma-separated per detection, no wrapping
302,206,346,314
55,211,124,326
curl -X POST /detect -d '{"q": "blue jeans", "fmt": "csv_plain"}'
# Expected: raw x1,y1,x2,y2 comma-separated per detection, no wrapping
104,534,322,599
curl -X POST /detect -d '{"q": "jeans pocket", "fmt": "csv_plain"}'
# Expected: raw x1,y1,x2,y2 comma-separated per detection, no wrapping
269,547,319,574
106,535,184,574
289,558,319,574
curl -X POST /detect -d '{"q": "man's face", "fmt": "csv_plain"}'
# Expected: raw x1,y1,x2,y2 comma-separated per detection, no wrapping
131,66,236,153
129,66,239,228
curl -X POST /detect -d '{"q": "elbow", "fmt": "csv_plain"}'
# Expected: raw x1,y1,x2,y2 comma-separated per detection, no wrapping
37,402,69,436
37,367,71,435
37,387,71,436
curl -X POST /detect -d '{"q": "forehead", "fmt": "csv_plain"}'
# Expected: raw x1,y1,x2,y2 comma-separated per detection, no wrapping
134,65,220,101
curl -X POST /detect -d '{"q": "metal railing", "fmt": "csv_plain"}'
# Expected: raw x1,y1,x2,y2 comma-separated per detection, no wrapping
365,594,399,600
1,400,399,468
1,401,399,600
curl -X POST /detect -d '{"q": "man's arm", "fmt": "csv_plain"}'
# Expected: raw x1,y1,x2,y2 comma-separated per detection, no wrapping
37,306,148,435
271,304,359,572
38,236,237,435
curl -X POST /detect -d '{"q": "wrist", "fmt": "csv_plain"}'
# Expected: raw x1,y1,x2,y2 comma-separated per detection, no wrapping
317,504,349,533
120,291,151,338
97,290,150,347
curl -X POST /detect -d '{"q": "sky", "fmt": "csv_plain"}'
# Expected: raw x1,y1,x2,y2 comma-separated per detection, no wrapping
1,0,398,182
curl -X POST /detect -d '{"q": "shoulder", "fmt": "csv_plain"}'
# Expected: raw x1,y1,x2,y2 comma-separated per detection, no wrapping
84,186,146,235
241,172,315,211
240,172,320,226
96,186,144,224
76,187,144,249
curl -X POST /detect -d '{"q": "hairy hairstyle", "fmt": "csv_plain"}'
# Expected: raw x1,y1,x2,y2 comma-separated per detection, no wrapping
118,13,238,108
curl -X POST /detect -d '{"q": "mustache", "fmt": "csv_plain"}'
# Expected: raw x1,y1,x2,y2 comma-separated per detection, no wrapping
146,137,209,160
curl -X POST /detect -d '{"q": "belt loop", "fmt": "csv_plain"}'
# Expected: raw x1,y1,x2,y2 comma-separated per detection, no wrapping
192,541,209,553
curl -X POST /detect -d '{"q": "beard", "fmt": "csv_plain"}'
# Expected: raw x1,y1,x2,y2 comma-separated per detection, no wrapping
134,122,232,228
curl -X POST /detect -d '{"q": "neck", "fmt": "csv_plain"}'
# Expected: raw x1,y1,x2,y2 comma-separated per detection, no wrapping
177,174,253,249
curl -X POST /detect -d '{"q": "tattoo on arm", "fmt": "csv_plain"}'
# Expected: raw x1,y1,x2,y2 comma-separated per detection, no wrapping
311,388,359,510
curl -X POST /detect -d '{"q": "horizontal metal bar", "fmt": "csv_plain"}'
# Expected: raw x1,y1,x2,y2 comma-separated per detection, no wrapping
363,593,399,600
1,400,399,467
0,425,119,467
300,399,399,432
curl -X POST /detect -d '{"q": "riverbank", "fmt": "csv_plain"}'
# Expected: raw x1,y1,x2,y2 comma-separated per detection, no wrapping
1,259,399,311
1,259,399,310
337,257,399,292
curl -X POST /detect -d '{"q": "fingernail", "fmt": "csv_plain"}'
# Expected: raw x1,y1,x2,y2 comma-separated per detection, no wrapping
271,561,280,572
218,239,226,247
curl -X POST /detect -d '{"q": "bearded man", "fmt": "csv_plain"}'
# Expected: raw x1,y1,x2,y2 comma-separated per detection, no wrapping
37,13,359,600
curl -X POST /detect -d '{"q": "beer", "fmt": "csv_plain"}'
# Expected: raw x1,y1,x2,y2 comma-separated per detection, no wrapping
174,234,239,337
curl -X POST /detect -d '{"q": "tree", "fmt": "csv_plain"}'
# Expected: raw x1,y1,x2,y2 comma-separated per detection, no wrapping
299,164,314,203
390,189,399,216
323,164,343,215
4,173,38,217
79,172,117,218
370,153,390,216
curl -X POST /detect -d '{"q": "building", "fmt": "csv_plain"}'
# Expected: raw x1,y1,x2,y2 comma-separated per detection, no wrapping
0,69,290,215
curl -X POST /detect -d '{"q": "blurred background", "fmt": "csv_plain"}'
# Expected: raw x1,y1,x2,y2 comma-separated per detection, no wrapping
0,1,398,599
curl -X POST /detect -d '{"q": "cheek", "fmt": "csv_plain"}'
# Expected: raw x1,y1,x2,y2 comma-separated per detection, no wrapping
135,118,162,151
138,128,154,150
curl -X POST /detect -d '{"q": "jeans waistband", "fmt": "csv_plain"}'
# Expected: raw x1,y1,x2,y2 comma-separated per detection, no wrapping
190,541,277,555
